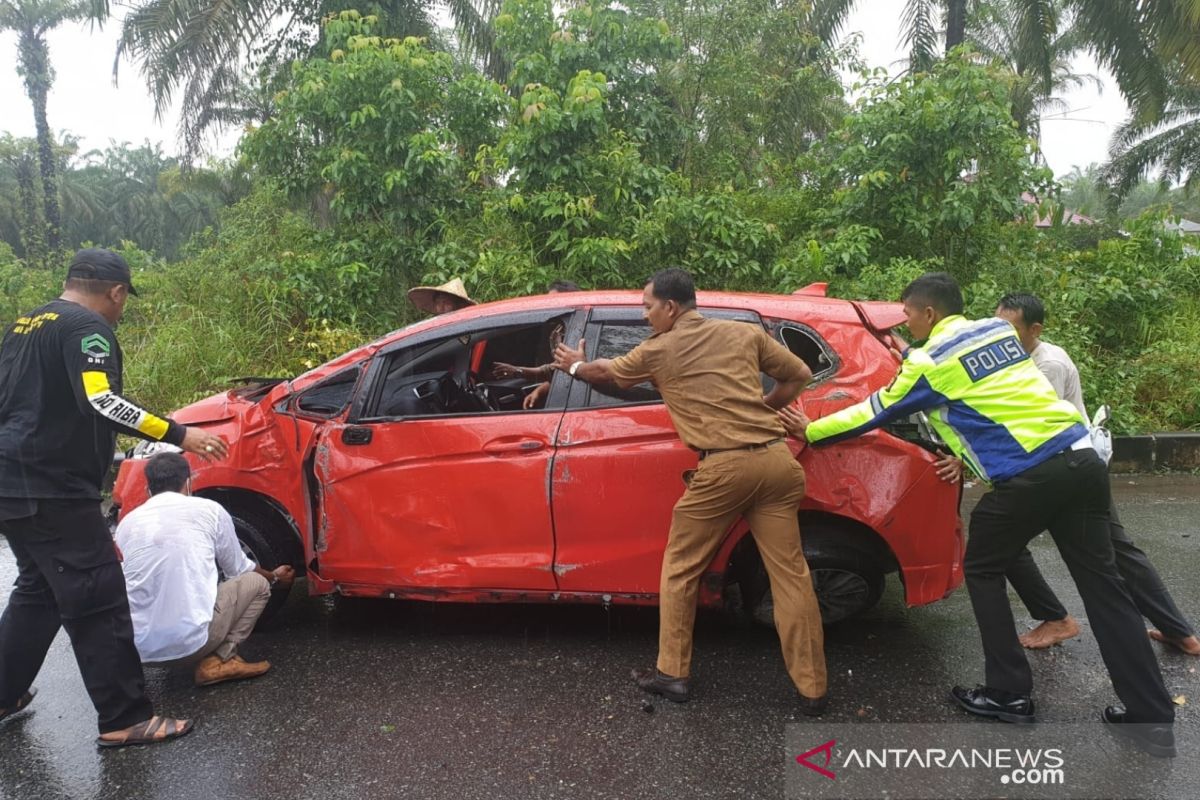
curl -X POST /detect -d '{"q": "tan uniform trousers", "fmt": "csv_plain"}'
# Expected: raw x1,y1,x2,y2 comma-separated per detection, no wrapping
195,572,271,663
656,441,827,698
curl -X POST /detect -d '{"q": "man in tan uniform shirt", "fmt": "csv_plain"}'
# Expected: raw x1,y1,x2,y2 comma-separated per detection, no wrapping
552,268,828,713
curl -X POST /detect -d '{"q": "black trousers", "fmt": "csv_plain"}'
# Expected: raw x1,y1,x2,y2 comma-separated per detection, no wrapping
0,499,153,733
1007,499,1195,639
964,449,1175,724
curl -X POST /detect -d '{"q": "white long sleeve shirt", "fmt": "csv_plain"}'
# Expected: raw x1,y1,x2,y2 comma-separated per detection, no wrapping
1030,340,1087,419
116,492,256,662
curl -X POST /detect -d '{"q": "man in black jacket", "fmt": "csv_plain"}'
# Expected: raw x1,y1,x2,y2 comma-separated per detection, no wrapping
0,248,227,747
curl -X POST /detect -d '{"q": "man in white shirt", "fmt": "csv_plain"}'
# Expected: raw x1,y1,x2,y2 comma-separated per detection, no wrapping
116,453,296,686
992,294,1198,656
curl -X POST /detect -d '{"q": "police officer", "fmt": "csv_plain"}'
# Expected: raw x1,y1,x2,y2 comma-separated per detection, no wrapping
552,268,828,713
782,272,1175,758
0,248,227,747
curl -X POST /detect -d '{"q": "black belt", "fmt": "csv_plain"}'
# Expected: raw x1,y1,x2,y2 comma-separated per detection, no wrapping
696,437,785,461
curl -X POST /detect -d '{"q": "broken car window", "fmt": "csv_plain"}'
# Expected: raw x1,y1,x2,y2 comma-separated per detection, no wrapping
294,367,361,418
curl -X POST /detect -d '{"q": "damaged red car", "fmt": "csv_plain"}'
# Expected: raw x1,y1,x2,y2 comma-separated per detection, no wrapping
112,286,964,625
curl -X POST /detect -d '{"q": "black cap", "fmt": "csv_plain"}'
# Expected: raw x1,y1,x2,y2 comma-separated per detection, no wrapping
66,248,139,296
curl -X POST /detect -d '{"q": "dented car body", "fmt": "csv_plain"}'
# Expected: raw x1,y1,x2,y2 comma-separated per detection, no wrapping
113,287,964,624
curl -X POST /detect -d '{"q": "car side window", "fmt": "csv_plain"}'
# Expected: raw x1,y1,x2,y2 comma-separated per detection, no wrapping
368,314,574,418
294,367,361,418
779,324,838,383
584,322,662,408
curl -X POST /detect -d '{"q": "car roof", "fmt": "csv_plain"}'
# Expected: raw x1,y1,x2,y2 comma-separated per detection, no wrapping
401,288,862,331
292,288,873,388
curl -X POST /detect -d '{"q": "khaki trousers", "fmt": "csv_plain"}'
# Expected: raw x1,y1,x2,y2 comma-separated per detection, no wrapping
195,572,271,662
656,442,827,698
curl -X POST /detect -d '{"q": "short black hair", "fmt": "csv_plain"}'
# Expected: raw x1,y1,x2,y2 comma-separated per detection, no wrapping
996,293,1045,326
646,268,697,309
900,272,964,316
64,277,125,296
548,280,581,292
145,452,191,495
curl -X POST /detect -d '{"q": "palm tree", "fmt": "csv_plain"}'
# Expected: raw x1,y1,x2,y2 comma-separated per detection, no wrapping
813,0,1194,115
0,134,45,257
0,0,93,250
1057,163,1105,216
965,0,1100,141
106,0,505,161
1101,84,1200,204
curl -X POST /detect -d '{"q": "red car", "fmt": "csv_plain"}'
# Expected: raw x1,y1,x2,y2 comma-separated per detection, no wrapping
113,286,963,624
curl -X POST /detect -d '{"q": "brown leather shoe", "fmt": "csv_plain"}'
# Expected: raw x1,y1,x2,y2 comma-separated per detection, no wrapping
632,668,690,703
194,654,272,687
798,692,829,717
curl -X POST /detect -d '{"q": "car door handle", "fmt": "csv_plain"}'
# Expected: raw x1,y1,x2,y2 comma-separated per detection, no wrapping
342,426,373,445
482,438,546,455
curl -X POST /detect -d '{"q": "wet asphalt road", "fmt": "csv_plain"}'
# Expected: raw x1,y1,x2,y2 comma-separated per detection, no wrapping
1,476,1197,800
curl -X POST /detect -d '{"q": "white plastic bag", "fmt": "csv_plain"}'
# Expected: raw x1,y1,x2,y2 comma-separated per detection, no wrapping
1089,405,1113,465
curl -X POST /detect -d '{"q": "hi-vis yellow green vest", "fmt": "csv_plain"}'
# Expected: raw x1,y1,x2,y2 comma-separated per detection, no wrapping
805,315,1088,483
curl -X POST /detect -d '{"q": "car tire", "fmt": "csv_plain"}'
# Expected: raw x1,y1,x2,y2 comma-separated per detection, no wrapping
227,505,295,624
736,523,886,626
808,550,885,625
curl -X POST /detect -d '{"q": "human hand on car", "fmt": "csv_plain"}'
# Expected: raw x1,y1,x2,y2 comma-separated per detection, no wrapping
778,404,811,441
934,449,964,483
271,565,295,590
491,362,524,380
523,381,550,409
553,339,586,372
181,428,228,462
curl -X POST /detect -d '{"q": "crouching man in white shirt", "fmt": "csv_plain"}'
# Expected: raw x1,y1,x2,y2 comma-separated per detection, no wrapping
116,452,295,686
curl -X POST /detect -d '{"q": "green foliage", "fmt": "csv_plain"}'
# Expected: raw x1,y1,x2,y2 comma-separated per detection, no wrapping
455,0,786,294
5,3,1199,436
811,55,1054,280
0,240,58,323
238,11,518,322
242,10,510,243
955,215,1200,432
0,137,247,260
496,0,684,167
629,0,853,189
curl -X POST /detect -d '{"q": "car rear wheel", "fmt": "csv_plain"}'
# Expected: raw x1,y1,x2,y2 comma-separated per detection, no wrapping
227,505,295,624
735,522,887,626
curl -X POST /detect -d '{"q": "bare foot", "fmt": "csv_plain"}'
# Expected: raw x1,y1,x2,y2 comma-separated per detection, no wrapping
1019,616,1080,649
1148,630,1200,656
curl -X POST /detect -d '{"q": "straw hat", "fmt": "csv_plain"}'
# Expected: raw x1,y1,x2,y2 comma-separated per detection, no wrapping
407,277,477,314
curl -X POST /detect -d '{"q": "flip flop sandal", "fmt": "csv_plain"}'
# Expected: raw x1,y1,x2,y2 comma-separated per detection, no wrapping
97,716,194,748
0,688,36,724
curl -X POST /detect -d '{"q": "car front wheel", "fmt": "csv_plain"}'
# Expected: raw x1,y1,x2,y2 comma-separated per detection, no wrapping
227,506,296,624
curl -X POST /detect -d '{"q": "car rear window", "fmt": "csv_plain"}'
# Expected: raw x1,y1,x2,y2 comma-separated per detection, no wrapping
778,324,838,383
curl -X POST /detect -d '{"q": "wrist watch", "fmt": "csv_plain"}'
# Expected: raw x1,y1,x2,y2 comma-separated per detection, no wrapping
568,360,584,378
268,574,278,587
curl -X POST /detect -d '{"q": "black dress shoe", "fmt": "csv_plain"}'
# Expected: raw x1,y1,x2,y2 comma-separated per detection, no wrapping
632,668,690,703
798,693,829,717
950,685,1035,724
1101,706,1176,758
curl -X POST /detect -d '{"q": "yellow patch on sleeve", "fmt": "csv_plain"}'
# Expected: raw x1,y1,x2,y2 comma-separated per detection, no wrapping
136,415,170,440
81,371,111,398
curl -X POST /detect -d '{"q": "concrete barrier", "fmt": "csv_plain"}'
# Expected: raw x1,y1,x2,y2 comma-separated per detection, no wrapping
1111,433,1200,473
